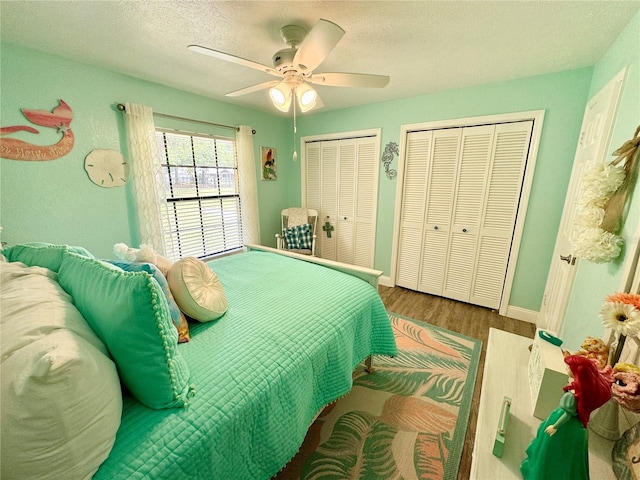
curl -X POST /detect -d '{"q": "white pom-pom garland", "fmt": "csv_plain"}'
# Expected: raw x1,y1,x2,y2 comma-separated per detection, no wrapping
571,161,625,263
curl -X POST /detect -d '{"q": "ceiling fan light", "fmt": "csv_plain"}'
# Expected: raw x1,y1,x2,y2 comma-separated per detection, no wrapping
300,89,316,107
296,83,317,112
269,84,292,112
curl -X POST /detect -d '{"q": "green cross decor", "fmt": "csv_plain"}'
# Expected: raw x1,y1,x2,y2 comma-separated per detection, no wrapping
322,221,335,238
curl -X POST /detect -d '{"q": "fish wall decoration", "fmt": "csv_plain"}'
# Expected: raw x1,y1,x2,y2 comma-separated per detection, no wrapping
0,99,74,161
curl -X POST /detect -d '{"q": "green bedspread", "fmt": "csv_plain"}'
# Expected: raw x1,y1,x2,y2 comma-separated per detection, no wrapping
94,250,397,479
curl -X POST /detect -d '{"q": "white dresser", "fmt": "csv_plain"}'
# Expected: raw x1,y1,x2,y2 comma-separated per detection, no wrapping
470,328,615,480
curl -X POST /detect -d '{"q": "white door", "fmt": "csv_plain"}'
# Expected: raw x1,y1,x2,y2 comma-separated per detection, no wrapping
304,134,380,268
337,140,356,264
470,122,534,309
418,129,461,295
442,125,495,303
396,130,433,290
319,142,338,260
353,139,379,268
538,69,626,333
397,122,534,309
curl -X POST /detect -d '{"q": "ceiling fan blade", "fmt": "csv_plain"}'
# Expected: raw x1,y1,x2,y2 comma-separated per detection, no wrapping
292,19,345,73
188,45,281,77
307,72,390,88
225,80,281,97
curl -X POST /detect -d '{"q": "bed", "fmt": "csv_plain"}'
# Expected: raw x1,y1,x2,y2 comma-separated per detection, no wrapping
0,243,397,480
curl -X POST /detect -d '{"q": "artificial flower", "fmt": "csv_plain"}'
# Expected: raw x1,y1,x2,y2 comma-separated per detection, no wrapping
573,205,604,228
571,160,626,263
599,301,640,336
579,161,626,205
606,292,640,311
573,226,623,263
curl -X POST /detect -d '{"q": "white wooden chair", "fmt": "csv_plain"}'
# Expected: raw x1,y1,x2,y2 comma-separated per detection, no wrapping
275,208,318,256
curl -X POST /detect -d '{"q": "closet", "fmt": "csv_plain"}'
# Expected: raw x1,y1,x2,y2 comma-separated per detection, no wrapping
304,134,380,269
395,121,534,309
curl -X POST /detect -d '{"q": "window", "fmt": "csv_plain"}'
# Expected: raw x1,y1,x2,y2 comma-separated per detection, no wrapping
155,129,243,259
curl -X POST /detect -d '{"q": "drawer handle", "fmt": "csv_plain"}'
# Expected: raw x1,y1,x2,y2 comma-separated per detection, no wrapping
497,397,511,436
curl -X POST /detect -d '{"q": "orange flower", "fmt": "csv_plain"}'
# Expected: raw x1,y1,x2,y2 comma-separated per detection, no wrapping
606,293,640,311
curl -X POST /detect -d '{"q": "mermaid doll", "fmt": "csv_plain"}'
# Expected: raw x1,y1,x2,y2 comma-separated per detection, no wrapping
521,355,613,479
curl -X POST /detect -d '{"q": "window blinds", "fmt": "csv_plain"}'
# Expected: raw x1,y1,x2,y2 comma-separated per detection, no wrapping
155,129,244,259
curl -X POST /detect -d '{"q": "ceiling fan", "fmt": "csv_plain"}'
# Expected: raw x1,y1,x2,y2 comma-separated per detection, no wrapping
188,19,390,113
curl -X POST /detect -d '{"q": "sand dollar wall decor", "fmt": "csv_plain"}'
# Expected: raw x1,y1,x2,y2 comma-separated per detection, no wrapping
84,149,129,188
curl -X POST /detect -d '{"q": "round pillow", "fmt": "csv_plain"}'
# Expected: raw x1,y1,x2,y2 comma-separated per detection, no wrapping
167,257,228,322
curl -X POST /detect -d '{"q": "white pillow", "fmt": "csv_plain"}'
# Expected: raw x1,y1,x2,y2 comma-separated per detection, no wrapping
167,257,228,322
1,262,122,480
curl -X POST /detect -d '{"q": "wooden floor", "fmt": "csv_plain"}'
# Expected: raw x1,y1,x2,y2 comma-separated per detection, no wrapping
378,285,536,480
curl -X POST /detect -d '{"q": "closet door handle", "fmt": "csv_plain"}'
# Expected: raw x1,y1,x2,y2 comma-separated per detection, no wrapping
434,226,439,231
462,228,468,233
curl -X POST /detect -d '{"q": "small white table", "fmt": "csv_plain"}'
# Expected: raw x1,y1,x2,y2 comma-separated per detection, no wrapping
470,328,615,479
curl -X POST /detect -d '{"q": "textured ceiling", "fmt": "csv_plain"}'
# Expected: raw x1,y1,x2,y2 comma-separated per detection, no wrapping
1,1,639,116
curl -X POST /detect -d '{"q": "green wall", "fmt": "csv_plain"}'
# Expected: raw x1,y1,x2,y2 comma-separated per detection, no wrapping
295,68,593,312
0,43,290,258
4,11,635,325
561,11,640,350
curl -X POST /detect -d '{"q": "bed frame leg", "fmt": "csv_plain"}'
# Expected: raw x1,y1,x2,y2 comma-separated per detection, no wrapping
365,356,373,373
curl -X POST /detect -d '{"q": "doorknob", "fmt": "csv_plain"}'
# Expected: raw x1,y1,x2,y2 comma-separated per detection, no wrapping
560,254,576,265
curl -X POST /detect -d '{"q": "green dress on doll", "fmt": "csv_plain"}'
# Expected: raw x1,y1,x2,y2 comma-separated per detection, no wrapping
520,391,589,480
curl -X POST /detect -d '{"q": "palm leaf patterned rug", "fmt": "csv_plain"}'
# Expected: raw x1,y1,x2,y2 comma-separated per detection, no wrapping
275,313,482,480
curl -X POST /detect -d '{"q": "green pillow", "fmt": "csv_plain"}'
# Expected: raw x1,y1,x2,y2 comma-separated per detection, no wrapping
2,243,94,272
57,252,194,409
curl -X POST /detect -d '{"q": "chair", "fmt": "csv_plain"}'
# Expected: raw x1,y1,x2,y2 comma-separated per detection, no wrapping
275,208,318,256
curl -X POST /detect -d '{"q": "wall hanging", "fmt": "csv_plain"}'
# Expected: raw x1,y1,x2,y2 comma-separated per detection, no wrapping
572,125,640,263
84,149,129,188
261,147,277,180
381,141,398,180
0,99,74,161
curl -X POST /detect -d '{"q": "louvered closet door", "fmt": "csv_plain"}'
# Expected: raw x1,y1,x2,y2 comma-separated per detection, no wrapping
469,121,533,309
353,138,378,268
306,135,379,267
319,142,339,260
396,131,432,289
418,129,462,295
337,140,356,264
305,142,321,218
442,125,495,303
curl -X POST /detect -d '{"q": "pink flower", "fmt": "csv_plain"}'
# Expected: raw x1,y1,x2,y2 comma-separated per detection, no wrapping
606,293,640,311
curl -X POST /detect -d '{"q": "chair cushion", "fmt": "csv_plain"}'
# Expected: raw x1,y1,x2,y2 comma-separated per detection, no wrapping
167,257,228,322
57,252,194,409
283,223,313,250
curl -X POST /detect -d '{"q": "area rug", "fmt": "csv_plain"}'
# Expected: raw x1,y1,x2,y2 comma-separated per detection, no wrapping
275,313,482,480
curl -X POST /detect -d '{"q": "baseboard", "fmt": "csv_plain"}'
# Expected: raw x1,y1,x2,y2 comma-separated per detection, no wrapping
378,275,393,287
505,305,538,324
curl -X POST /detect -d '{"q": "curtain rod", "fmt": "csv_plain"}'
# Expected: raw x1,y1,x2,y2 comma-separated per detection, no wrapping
116,104,255,134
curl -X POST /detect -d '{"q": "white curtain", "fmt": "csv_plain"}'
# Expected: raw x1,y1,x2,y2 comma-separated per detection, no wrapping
236,125,261,245
123,103,168,256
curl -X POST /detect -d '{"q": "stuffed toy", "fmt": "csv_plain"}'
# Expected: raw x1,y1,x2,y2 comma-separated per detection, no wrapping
562,336,608,369
611,363,640,413
113,243,172,277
